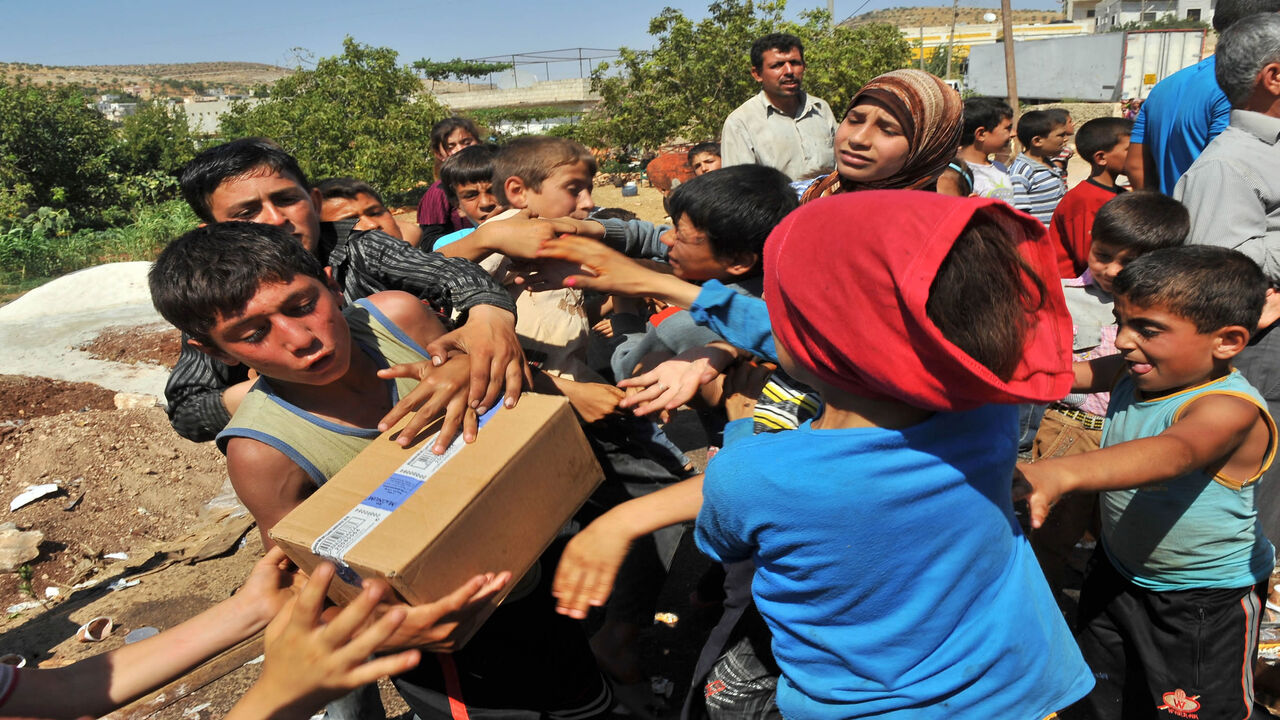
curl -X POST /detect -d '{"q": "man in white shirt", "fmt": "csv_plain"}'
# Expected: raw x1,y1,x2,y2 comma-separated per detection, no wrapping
720,33,838,181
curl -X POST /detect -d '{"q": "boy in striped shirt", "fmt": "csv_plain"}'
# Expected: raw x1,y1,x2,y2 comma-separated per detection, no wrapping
1010,110,1072,226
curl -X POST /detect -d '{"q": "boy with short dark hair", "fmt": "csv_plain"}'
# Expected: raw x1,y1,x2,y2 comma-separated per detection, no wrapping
316,176,420,245
150,221,613,720
1030,191,1189,602
1047,117,1133,277
1010,109,1072,225
166,138,522,444
601,164,797,381
957,97,1016,201
1022,245,1275,720
687,141,722,177
431,145,503,251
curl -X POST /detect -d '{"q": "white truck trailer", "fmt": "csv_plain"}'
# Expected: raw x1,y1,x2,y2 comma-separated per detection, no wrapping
964,29,1208,101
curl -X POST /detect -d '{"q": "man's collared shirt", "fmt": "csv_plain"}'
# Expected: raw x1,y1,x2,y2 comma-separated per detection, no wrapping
1175,109,1280,283
720,90,837,181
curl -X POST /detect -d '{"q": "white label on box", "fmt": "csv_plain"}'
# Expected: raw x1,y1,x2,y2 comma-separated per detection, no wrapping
310,407,500,583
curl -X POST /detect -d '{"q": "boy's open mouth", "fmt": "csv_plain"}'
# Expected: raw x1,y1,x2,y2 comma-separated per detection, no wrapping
306,351,335,373
1127,361,1153,375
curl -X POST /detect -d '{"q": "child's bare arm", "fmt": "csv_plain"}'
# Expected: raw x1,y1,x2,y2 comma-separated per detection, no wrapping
7,548,297,720
533,372,626,424
553,475,704,618
536,235,702,308
1071,354,1126,395
437,212,586,262
618,342,741,417
225,563,422,720
1018,393,1265,528
227,439,316,548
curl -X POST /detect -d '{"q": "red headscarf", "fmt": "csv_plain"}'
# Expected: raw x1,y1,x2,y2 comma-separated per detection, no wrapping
765,191,1072,412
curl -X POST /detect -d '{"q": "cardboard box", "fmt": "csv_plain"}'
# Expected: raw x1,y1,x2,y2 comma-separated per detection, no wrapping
270,393,603,638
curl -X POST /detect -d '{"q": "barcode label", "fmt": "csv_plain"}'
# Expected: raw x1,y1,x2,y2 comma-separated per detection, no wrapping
308,405,502,583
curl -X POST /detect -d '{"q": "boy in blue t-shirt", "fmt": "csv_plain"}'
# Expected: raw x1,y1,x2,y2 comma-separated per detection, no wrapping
1021,245,1276,720
693,191,1093,718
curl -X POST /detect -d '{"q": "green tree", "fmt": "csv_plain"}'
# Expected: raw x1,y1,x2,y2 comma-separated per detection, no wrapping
115,101,197,177
220,37,448,202
412,57,513,89
579,0,911,152
0,82,118,227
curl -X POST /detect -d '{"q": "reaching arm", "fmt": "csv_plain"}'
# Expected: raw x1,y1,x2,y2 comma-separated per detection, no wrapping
6,548,298,720
1018,392,1265,528
329,230,517,319
536,235,700,307
596,217,672,259
688,281,776,362
553,475,704,618
436,212,586,263
369,282,525,419
226,564,421,720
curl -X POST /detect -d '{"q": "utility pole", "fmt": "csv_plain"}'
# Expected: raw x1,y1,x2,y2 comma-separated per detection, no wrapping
920,22,926,70
1001,0,1020,126
828,0,835,25
946,0,960,80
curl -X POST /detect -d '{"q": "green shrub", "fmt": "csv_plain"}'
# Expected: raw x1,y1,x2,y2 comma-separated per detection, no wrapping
0,199,195,288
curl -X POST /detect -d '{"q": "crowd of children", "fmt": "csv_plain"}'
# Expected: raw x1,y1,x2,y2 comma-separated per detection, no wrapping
11,14,1280,720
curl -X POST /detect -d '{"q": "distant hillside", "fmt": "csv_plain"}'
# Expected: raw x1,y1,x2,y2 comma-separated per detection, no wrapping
845,6,1065,27
0,61,292,97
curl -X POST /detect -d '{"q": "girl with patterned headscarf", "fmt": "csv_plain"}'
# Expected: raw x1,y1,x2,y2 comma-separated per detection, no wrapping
800,69,964,203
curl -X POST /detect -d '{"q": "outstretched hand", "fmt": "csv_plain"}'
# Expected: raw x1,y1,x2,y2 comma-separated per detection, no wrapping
226,563,422,720
535,235,668,297
232,546,305,630
1012,463,1065,530
423,305,526,417
617,345,737,417
377,354,477,453
552,514,634,619
363,571,511,653
471,210,594,260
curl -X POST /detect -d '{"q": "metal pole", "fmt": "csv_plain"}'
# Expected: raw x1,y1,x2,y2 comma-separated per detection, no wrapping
512,55,518,88
946,0,960,79
1001,0,1020,126
920,23,925,70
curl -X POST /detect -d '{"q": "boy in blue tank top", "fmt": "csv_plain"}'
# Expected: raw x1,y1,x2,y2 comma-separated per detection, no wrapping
1020,245,1277,720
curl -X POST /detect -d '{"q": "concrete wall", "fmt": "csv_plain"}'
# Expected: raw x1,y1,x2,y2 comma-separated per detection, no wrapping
435,78,599,111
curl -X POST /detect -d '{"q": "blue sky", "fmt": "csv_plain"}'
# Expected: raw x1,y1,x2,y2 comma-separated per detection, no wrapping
0,0,1058,70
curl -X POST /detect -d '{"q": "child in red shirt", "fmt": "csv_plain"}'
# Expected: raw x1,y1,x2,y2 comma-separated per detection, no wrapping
1048,117,1132,277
